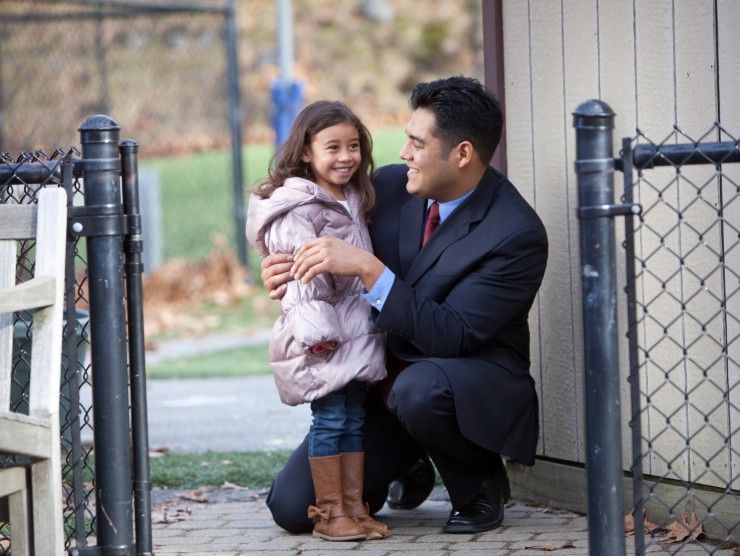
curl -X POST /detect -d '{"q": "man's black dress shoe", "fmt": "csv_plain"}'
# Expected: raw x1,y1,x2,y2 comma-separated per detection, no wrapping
386,455,436,510
442,487,503,533
443,459,509,534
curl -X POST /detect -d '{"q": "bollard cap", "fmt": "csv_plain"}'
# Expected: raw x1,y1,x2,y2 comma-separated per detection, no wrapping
573,99,615,117
572,99,615,130
119,138,139,153
79,114,120,132
78,115,121,144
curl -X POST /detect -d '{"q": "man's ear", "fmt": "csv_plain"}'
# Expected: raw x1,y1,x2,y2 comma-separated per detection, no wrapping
456,141,474,168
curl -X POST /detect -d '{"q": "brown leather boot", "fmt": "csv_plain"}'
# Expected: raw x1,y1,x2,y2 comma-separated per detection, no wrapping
340,452,391,539
307,455,366,541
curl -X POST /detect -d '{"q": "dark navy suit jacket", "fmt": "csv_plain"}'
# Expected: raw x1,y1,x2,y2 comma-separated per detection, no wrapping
368,163,549,466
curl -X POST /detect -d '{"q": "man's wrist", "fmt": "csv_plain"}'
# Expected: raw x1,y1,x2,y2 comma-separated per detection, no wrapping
358,255,385,291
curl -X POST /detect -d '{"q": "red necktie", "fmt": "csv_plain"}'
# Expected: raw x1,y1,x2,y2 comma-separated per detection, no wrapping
422,201,440,246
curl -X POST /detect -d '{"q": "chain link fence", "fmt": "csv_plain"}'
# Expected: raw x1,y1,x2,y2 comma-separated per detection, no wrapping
0,148,96,553
1,0,247,269
621,124,739,552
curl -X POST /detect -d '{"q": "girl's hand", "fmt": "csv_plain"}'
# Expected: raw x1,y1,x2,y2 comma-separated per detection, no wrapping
311,341,338,354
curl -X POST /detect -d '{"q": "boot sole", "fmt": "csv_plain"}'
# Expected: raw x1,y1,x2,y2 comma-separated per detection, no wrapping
312,531,366,541
365,530,391,539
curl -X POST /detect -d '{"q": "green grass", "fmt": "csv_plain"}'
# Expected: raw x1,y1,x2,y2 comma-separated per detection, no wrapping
148,450,443,490
147,343,270,380
149,450,291,489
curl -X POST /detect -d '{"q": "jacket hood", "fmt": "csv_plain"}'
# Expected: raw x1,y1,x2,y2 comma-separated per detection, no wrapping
247,177,345,257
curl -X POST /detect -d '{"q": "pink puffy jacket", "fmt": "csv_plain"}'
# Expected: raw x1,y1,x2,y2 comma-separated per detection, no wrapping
246,177,387,406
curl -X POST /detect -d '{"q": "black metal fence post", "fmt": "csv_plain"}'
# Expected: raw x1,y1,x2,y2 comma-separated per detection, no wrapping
119,139,153,556
76,115,134,556
573,99,627,556
226,0,248,268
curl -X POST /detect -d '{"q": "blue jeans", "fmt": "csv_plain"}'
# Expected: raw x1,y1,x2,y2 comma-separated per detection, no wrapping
308,380,367,457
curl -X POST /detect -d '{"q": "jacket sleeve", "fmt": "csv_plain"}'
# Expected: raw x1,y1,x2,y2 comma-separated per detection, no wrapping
265,211,341,351
375,223,548,358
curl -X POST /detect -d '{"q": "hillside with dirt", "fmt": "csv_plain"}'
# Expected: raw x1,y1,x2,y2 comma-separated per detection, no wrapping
1,0,483,153
237,0,485,141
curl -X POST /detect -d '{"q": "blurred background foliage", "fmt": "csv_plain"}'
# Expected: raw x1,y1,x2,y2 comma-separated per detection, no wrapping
1,0,483,153
1,0,484,339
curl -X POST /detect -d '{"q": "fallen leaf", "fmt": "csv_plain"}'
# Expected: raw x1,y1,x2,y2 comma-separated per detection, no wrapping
181,489,210,503
152,506,192,524
524,542,559,551
149,447,170,458
222,481,248,490
625,508,658,537
625,512,635,536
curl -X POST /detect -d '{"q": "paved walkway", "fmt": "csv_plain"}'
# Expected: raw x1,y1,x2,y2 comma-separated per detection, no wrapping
152,494,590,556
150,489,732,556
144,335,736,556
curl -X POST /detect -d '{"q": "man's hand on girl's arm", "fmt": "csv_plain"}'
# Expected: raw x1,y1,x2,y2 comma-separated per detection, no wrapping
292,236,385,292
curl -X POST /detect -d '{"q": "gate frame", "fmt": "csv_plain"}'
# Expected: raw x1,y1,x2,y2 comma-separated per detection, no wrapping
0,115,153,556
573,99,740,555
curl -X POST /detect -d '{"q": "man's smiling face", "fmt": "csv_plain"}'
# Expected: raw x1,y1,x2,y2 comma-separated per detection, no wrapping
398,108,459,202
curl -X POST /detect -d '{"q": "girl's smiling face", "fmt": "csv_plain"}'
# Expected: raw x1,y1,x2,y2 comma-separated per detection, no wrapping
302,122,362,200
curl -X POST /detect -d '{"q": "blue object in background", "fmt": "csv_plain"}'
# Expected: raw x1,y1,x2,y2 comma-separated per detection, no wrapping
271,79,304,147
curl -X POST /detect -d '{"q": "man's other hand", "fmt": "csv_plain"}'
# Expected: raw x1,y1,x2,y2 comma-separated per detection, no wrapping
260,253,294,300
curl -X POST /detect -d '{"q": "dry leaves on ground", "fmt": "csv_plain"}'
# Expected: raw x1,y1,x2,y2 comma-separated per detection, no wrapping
141,247,253,338
625,509,703,543
658,512,702,543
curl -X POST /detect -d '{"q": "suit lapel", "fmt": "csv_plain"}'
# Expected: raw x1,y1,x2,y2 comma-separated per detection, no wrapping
405,169,502,285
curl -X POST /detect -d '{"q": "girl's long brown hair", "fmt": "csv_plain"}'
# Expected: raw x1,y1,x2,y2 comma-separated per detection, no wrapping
253,100,376,221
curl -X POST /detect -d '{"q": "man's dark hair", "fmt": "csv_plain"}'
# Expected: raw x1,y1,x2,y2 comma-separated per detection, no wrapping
409,75,503,165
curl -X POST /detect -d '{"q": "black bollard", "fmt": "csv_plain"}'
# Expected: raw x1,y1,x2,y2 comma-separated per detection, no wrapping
77,115,134,556
573,99,626,556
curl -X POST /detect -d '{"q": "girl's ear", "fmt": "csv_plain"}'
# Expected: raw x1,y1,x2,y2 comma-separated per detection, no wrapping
301,148,311,163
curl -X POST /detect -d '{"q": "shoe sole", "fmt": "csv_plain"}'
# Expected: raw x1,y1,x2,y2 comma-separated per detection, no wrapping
442,515,504,534
386,459,437,510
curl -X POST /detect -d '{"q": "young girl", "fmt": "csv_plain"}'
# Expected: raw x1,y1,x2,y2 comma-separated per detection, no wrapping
246,100,389,541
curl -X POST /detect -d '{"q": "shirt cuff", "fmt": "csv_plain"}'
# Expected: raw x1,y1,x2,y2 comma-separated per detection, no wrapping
362,266,394,311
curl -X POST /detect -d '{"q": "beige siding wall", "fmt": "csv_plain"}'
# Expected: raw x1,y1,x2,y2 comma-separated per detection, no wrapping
502,0,738,490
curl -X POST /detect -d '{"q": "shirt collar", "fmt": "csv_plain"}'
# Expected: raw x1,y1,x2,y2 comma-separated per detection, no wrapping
426,187,476,223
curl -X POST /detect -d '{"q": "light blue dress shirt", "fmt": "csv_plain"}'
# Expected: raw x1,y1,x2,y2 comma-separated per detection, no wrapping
363,190,475,311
